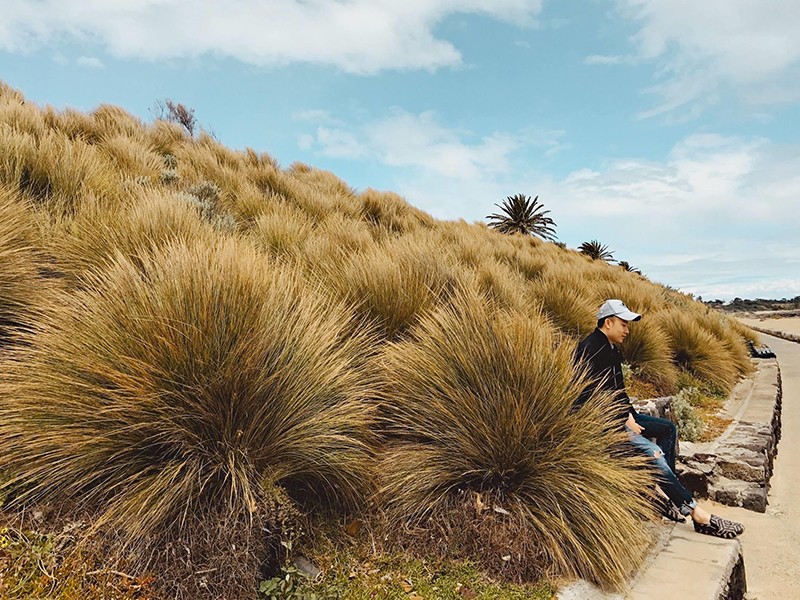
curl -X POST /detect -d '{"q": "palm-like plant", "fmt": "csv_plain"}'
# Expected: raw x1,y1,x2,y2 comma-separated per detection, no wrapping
579,239,614,262
486,194,557,241
618,261,642,275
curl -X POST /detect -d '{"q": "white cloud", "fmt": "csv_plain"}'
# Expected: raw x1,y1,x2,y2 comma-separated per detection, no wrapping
584,54,636,66
76,56,104,69
0,0,543,74
553,133,789,222
305,109,529,179
601,1,800,117
678,279,800,302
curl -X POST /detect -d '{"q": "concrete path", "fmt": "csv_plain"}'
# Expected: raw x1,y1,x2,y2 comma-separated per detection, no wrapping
710,331,800,599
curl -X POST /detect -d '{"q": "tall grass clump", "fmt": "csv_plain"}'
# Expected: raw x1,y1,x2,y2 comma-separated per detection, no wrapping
379,285,654,587
692,309,753,377
619,318,679,394
0,238,377,597
48,190,215,284
247,201,314,258
654,308,739,392
322,234,458,339
0,186,43,344
360,188,434,234
529,268,597,338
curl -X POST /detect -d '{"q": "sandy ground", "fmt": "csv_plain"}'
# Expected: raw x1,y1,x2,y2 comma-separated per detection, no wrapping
738,316,800,336
710,322,800,600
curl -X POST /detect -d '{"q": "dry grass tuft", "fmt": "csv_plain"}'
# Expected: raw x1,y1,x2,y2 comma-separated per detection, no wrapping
322,234,458,339
247,201,314,258
529,268,597,338
0,238,377,592
49,190,215,284
379,286,655,587
360,188,434,233
0,186,45,344
692,309,753,377
654,308,739,392
621,318,679,394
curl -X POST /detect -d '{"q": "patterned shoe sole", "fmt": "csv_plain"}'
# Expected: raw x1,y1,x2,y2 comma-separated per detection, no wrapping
694,515,742,539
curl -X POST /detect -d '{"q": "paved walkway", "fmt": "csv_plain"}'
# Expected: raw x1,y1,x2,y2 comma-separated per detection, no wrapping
710,331,800,599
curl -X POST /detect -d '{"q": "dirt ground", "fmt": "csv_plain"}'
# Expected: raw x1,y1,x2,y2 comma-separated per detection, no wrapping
711,320,800,600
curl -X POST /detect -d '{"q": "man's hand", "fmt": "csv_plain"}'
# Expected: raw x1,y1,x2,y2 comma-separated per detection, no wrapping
625,413,644,435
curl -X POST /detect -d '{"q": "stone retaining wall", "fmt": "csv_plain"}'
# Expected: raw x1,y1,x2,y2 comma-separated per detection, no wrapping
676,359,782,512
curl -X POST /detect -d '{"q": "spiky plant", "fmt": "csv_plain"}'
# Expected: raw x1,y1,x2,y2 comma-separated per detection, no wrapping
0,186,44,344
486,194,557,241
619,318,679,394
0,238,377,592
379,285,654,587
618,261,642,275
579,240,615,262
654,308,739,392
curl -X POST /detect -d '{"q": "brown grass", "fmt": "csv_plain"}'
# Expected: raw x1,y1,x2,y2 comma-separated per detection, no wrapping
0,83,760,596
0,238,377,596
654,308,739,392
378,285,655,587
0,186,45,344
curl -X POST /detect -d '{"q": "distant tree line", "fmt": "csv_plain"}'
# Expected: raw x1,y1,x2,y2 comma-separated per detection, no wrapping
705,296,800,312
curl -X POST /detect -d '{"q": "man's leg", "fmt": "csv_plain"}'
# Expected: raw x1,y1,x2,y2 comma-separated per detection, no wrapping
634,412,677,472
626,428,694,513
626,428,744,538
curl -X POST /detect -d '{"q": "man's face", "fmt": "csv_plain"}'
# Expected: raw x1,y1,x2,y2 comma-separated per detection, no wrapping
604,316,631,345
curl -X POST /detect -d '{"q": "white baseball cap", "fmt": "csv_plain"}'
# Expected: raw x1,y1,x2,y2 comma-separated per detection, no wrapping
597,299,641,322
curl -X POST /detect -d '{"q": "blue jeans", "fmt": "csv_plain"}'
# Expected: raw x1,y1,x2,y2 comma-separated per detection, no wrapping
634,413,678,472
626,422,697,515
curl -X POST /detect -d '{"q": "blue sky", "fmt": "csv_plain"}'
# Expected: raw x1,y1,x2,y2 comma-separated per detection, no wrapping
1,0,799,300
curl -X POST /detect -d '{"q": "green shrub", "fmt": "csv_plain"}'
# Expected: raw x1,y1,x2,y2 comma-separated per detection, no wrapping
671,387,705,442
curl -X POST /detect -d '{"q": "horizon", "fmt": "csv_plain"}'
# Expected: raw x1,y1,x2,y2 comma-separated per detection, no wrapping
1,1,798,301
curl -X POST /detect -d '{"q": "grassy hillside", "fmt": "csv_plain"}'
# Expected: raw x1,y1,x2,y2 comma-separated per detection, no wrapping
0,82,756,599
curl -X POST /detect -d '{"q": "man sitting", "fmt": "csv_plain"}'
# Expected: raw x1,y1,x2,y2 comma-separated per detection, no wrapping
574,299,743,538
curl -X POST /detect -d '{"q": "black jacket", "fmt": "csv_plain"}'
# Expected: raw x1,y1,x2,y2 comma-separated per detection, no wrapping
573,328,635,423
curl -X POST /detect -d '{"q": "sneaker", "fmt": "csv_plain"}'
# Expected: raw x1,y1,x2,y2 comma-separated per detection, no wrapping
654,495,686,523
693,514,743,538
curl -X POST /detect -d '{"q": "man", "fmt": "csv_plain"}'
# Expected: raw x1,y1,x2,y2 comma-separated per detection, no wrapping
574,299,743,539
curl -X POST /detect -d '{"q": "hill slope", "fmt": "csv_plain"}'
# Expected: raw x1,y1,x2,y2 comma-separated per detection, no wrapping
0,82,756,599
